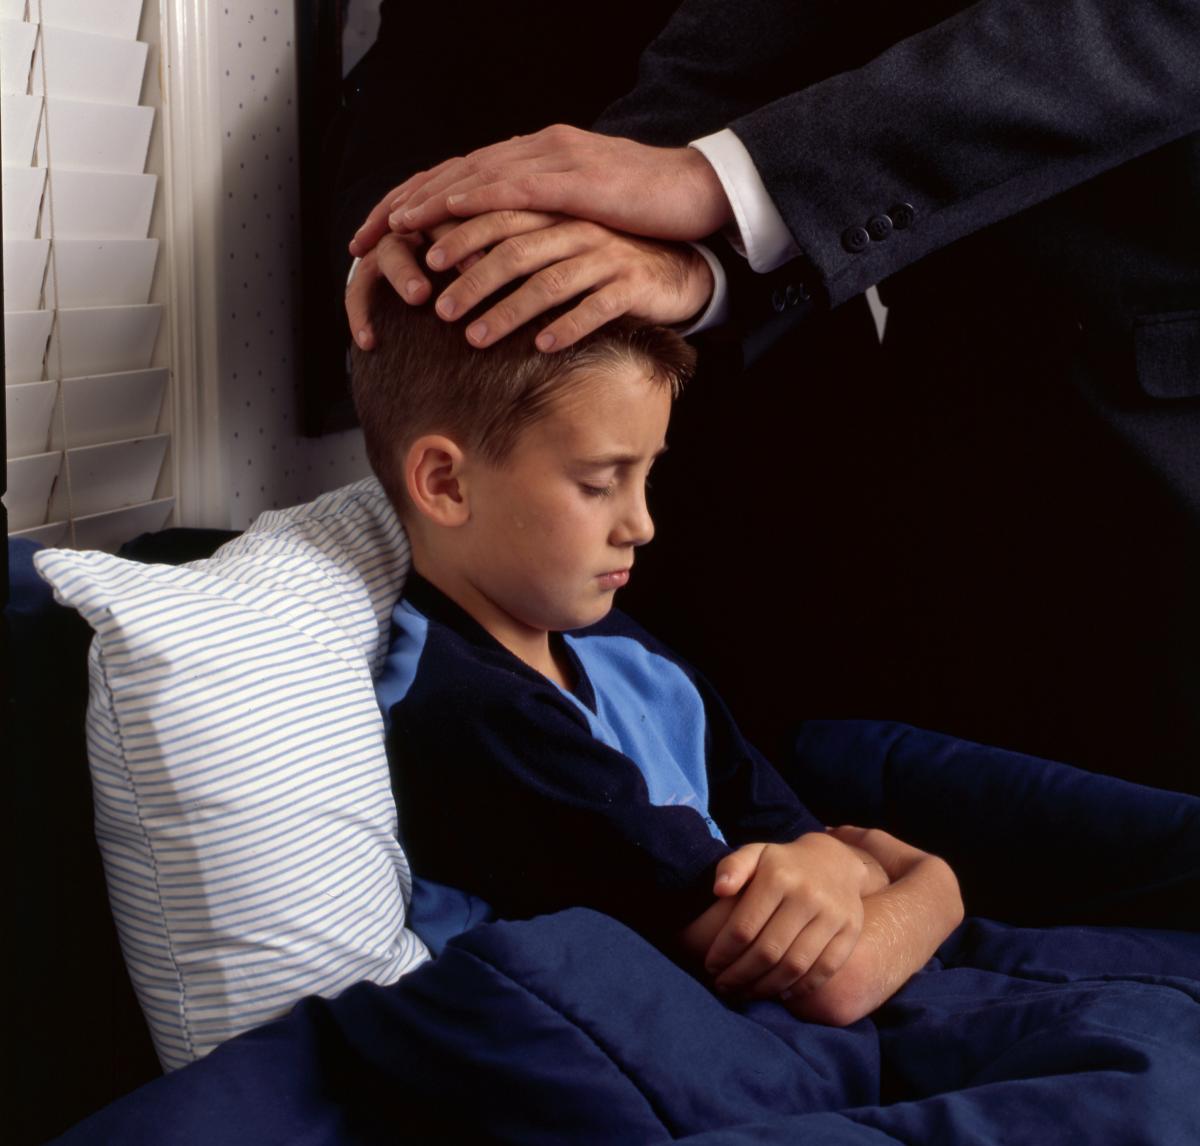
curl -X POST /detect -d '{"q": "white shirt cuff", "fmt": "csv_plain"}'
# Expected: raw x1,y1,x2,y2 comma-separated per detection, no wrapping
675,242,729,337
690,129,800,274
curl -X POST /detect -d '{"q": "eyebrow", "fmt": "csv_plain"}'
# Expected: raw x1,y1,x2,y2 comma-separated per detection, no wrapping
576,445,669,468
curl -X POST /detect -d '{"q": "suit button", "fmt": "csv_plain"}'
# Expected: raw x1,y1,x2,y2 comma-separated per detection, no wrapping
798,282,811,301
785,284,800,306
867,214,893,241
771,288,786,312
842,225,870,253
890,202,916,229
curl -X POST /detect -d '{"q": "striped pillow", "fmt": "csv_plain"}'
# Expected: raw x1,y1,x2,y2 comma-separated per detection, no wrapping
34,479,429,1070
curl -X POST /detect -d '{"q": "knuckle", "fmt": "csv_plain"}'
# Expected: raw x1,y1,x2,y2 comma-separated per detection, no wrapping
513,173,541,198
808,887,833,911
532,263,572,299
497,208,529,232
487,298,520,330
456,267,487,300
807,957,838,987
552,313,584,343
497,234,534,268
574,219,605,245
782,952,811,979
729,922,758,948
588,289,624,319
758,940,787,967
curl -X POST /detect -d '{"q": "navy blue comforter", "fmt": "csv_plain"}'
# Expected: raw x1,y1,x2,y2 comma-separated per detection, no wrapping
56,722,1200,1144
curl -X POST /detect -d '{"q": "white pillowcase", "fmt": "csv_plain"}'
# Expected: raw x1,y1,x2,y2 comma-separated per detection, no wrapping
35,478,429,1071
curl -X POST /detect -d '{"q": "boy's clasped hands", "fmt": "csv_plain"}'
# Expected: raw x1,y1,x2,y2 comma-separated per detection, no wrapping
682,826,960,1027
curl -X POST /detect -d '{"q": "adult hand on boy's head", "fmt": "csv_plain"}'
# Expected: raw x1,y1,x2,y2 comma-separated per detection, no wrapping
379,125,734,244
347,211,715,353
427,213,714,351
346,221,464,351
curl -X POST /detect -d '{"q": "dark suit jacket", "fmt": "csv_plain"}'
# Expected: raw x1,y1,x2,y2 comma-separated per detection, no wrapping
331,1,1200,791
597,0,1200,790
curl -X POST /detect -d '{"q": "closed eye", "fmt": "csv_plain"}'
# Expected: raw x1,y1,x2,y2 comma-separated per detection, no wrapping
580,482,616,498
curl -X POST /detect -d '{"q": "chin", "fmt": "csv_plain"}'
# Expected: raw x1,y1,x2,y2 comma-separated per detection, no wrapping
563,600,614,632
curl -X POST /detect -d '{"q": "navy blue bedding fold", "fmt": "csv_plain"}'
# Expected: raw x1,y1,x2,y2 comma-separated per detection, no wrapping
53,722,1200,1145
791,719,1200,928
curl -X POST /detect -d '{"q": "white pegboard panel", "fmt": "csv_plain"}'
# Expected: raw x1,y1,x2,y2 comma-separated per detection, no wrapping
217,3,369,530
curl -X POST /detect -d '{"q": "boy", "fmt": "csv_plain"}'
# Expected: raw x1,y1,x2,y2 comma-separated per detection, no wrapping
352,264,962,1026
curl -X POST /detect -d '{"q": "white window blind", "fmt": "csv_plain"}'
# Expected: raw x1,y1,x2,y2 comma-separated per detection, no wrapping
3,0,174,551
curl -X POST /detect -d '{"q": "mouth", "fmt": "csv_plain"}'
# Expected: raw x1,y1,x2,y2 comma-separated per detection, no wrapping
597,569,631,591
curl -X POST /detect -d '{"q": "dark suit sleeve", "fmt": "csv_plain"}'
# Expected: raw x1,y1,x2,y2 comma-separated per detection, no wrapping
598,0,1200,309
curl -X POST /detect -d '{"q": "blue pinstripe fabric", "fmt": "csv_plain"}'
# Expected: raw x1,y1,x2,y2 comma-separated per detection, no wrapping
35,479,430,1070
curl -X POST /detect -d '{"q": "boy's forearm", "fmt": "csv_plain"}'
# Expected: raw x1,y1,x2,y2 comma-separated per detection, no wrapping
782,853,963,1027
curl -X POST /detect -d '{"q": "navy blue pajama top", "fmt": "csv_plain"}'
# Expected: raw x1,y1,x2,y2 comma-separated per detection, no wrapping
377,573,822,942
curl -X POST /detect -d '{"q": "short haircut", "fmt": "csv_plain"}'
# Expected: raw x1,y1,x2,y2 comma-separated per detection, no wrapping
350,263,697,512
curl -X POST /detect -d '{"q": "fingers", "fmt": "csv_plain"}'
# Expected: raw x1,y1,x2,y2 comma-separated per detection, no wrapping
425,209,560,272
479,280,638,352
346,234,433,349
702,881,780,979
388,125,583,226
348,182,408,258
432,217,617,348
431,221,711,350
383,155,462,219
376,231,435,305
345,248,383,349
397,168,577,234
713,844,764,899
720,912,859,1000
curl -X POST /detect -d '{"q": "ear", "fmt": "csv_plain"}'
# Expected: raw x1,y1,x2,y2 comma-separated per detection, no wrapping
404,434,472,527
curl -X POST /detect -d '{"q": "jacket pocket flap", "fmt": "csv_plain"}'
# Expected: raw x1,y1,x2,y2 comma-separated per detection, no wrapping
1134,311,1200,400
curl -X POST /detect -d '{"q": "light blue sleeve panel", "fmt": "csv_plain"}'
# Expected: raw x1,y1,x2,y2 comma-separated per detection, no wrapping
374,599,430,733
374,597,495,954
563,632,725,843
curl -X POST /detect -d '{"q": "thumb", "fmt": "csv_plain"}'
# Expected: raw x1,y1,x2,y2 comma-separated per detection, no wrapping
713,843,765,897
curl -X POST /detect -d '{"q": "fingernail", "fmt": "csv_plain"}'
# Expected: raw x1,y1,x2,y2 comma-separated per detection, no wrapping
348,237,362,255
387,211,403,229
436,296,457,319
536,332,556,351
447,194,465,207
427,248,445,269
405,279,424,300
355,329,370,349
467,321,488,344
402,207,419,224
390,192,408,210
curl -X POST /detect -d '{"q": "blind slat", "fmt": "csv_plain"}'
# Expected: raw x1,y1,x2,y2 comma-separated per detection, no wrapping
4,0,168,549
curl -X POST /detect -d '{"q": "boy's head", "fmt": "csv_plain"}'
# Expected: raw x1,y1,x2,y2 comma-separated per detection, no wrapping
350,264,696,642
350,265,695,515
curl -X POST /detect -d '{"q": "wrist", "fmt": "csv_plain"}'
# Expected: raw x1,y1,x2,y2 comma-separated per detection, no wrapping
679,146,735,236
679,244,716,321
858,852,890,897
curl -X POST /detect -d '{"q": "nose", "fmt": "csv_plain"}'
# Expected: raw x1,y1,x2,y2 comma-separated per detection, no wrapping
612,487,655,548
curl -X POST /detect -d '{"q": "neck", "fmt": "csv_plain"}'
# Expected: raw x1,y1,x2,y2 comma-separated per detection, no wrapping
410,549,571,690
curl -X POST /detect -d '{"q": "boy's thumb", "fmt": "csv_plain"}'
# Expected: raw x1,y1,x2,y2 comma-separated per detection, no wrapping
713,844,763,897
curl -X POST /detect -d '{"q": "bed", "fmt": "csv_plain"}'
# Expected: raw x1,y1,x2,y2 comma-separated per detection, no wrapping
12,479,1200,1144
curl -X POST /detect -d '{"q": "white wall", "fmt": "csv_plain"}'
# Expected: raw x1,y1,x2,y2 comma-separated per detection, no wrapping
214,2,369,530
